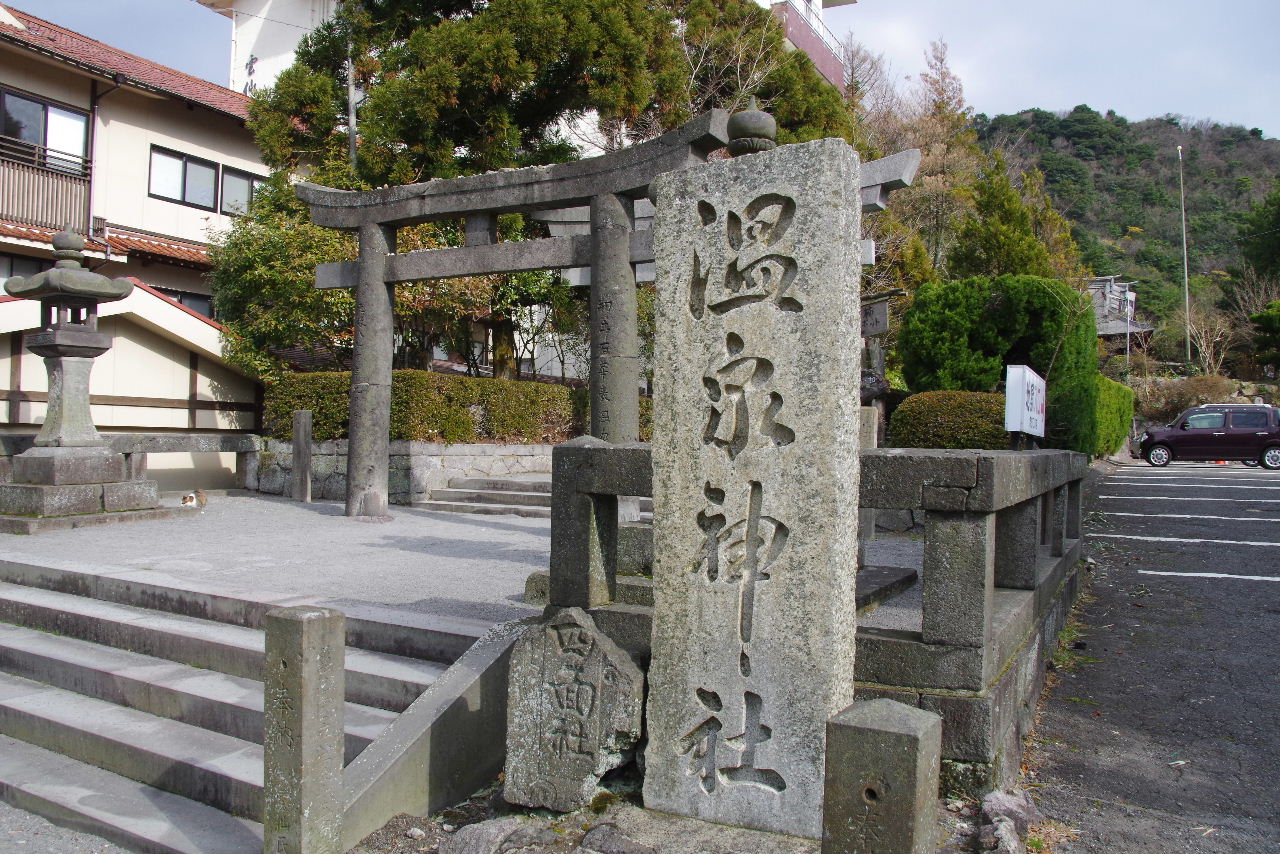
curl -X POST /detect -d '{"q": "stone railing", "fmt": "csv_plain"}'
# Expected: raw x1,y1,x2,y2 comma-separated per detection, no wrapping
0,433,262,488
540,441,1090,795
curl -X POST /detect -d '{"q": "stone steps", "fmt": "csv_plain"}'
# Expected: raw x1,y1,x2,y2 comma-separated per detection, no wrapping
413,499,553,518
450,476,553,493
0,581,444,712
417,475,653,519
0,734,263,854
430,488,555,507
0,558,487,852
0,671,265,820
0,623,395,763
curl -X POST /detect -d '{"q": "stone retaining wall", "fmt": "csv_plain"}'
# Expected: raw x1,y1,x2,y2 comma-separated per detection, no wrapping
256,440,553,504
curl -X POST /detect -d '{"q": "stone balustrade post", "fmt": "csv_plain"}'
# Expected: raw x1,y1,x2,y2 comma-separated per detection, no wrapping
922,511,995,648
1049,485,1067,557
823,699,942,854
994,498,1039,590
263,606,346,854
1066,478,1082,540
547,437,651,609
237,450,260,491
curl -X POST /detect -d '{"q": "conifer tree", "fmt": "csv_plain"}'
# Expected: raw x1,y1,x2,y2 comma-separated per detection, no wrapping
946,152,1056,280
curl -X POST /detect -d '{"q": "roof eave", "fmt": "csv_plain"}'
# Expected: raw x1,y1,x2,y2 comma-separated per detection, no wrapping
0,31,249,123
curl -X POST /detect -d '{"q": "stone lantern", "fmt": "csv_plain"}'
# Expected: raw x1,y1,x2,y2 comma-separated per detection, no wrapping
0,231,164,528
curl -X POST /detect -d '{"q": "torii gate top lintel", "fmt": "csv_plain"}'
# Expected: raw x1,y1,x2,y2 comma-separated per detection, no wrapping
295,109,731,230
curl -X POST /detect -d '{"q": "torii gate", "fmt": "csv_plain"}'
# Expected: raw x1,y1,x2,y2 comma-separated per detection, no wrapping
296,110,918,519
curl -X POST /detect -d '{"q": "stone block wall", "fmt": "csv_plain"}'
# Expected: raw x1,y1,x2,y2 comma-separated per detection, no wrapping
256,440,553,504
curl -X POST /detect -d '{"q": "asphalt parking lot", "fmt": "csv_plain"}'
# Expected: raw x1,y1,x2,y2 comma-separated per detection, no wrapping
1030,462,1280,853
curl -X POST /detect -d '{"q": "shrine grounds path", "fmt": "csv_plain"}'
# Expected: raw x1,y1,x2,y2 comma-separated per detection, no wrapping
1028,461,1280,853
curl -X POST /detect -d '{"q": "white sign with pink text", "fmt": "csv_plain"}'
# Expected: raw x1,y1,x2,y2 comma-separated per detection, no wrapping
1005,364,1046,438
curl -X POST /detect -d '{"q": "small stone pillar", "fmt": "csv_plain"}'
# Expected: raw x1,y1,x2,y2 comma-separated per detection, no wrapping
292,410,313,503
263,606,346,854
823,699,942,854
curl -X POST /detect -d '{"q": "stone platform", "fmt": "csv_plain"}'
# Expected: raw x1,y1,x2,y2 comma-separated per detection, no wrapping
0,506,186,535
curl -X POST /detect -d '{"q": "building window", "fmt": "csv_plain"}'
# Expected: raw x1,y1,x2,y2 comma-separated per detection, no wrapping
0,89,89,175
0,253,50,287
149,147,218,210
155,287,214,318
220,168,267,215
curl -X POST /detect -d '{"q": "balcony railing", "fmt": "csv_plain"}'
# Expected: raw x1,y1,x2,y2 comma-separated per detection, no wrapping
772,0,846,88
0,135,91,234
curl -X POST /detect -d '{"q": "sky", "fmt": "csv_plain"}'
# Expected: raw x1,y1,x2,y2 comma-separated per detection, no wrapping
6,0,1279,137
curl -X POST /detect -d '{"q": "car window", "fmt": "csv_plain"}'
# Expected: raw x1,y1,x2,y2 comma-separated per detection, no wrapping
1185,412,1225,429
1230,411,1269,429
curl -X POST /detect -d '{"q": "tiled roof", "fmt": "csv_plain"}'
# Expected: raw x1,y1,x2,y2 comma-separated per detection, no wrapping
105,229,210,267
0,219,211,267
0,219,108,253
0,5,250,121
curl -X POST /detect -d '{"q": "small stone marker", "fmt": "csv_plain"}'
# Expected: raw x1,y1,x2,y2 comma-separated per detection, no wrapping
504,608,643,812
822,699,942,854
263,606,346,854
643,137,863,839
292,409,313,503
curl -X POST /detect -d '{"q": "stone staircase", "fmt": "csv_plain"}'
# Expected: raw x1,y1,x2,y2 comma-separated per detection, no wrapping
0,557,489,854
415,474,554,518
415,474,655,521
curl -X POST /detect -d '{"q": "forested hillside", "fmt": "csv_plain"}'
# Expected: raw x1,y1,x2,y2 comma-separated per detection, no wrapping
974,105,1280,319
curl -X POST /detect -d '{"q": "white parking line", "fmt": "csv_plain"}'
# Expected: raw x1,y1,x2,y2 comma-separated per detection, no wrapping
1093,534,1280,547
1137,571,1280,582
1106,480,1280,489
1110,476,1279,484
1104,512,1278,522
1099,495,1280,504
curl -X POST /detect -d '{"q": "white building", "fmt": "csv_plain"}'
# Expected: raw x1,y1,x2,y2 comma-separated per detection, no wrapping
0,2,269,315
0,3,264,460
198,0,855,93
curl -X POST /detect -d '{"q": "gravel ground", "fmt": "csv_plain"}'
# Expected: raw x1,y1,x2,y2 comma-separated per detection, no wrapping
0,799,131,854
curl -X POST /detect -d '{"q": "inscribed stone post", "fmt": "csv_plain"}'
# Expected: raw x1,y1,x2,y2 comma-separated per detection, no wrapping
504,608,643,811
643,138,863,839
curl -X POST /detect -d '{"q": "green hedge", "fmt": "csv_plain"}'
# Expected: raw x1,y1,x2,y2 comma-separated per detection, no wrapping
888,390,1009,450
1094,374,1135,456
898,274,1099,453
264,370,577,443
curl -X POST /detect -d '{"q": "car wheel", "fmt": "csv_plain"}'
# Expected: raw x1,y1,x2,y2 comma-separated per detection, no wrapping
1145,444,1172,467
1261,447,1280,470
1243,459,1260,467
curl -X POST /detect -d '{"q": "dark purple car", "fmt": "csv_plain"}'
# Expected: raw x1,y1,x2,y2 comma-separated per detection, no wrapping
1138,404,1280,469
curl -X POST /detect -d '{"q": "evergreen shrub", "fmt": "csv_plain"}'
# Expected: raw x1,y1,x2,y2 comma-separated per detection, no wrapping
264,370,576,444
1094,375,1135,456
888,390,1009,450
898,274,1099,453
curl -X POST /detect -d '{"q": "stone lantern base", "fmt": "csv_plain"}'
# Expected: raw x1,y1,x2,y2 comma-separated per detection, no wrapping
0,446,178,534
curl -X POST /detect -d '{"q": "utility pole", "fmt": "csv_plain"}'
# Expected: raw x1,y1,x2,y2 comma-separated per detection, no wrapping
1177,144,1191,364
347,47,358,168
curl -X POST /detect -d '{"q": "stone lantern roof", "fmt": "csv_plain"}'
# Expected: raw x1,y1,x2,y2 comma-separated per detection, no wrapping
3,232,133,303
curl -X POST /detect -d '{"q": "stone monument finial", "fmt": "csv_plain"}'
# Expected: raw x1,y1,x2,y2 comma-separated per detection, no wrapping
726,96,777,157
